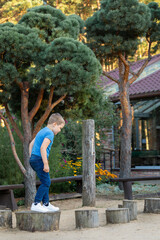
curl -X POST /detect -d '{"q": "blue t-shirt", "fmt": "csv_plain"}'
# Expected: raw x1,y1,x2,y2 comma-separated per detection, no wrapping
31,127,54,159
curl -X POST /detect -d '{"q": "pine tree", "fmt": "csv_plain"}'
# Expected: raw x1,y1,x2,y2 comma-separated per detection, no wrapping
85,0,157,197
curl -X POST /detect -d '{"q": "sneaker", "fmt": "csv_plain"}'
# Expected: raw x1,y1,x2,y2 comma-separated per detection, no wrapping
31,203,48,212
43,203,59,212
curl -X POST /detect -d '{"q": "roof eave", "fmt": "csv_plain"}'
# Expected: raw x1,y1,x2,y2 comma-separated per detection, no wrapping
110,91,160,103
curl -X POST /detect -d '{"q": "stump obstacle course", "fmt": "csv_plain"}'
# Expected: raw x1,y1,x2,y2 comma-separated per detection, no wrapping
3,119,160,231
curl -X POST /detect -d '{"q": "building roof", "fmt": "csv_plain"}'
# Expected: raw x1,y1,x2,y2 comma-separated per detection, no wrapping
100,54,160,102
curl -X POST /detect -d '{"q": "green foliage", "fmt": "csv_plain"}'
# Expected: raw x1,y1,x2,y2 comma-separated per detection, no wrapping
0,5,104,122
85,0,151,59
19,5,83,41
0,118,24,185
0,23,44,104
44,37,102,94
146,2,160,52
17,199,25,206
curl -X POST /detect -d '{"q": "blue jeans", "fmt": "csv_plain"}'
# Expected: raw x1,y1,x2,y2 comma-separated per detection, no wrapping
30,154,51,204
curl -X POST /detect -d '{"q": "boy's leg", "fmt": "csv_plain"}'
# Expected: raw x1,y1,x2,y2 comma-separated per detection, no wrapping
30,157,50,203
30,157,59,211
35,171,51,204
35,169,59,211
30,157,49,212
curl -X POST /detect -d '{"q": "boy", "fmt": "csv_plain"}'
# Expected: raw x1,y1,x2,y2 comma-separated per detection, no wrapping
29,113,65,212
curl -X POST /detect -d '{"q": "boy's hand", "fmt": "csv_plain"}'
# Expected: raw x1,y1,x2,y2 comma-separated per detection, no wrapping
43,163,49,173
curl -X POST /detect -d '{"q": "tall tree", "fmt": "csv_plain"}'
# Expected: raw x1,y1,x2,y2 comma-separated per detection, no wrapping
0,0,43,24
0,5,102,206
85,0,159,197
46,0,99,18
146,2,160,52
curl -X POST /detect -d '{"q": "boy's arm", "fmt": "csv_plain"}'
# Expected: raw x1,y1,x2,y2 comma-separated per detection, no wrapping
29,138,35,157
40,138,51,173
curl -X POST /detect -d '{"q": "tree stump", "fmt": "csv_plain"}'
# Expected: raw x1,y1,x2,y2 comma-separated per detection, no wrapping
106,208,130,224
16,211,61,232
122,200,137,220
0,209,12,228
75,210,99,228
144,198,160,213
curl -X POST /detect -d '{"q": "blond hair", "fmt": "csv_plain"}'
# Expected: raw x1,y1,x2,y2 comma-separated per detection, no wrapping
48,113,65,125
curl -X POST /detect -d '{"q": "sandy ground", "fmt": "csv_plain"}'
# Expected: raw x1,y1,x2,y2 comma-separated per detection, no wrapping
1,196,160,240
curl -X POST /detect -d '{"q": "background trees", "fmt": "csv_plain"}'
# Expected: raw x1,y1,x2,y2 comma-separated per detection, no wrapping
85,0,160,195
1,0,159,69
0,0,43,24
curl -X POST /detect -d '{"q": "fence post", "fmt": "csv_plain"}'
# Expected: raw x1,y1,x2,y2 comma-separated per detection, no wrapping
82,119,96,207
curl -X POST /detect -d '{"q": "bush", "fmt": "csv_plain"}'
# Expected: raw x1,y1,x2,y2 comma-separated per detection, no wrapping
0,118,24,185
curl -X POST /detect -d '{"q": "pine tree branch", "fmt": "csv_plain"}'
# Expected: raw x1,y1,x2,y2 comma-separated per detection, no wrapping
0,112,27,176
102,71,119,83
129,59,149,84
48,86,54,105
51,93,67,109
129,41,152,84
118,53,129,68
29,88,44,121
32,93,67,138
118,53,130,83
5,104,24,142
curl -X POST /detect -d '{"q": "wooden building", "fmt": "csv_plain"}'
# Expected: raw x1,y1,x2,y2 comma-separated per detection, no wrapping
100,54,160,177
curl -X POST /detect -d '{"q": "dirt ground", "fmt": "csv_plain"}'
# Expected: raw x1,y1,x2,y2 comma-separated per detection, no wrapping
1,195,160,240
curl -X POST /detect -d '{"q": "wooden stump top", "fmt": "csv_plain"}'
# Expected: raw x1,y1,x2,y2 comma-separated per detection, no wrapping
75,209,98,213
107,208,129,211
145,198,160,200
123,199,137,203
16,210,60,214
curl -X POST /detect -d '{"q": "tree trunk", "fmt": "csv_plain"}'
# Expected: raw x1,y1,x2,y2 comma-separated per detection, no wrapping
21,82,36,207
118,60,132,196
23,138,36,207
96,0,100,9
56,0,59,8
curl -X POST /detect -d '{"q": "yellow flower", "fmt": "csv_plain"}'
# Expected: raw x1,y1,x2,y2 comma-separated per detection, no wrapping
96,132,100,140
